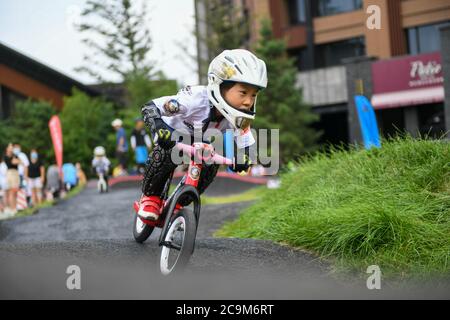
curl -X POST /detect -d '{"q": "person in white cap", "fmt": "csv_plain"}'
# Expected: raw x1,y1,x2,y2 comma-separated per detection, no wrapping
111,118,128,173
137,49,268,223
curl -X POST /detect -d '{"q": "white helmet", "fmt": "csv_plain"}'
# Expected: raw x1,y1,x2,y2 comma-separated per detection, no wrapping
207,49,267,130
94,146,106,157
111,118,122,127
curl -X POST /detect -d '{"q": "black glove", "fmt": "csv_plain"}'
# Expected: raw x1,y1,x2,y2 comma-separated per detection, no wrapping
142,102,175,150
231,154,252,174
154,118,175,149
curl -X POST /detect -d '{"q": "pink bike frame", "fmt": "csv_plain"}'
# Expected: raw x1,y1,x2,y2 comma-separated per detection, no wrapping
133,143,233,222
176,143,233,188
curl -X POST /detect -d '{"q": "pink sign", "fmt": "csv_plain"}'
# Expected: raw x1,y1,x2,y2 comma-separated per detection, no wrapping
48,115,63,174
372,52,443,94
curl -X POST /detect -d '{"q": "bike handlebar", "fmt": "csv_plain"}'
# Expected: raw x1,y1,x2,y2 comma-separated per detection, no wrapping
175,143,233,166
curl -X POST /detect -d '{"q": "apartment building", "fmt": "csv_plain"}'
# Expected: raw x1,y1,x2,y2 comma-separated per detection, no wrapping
195,0,450,145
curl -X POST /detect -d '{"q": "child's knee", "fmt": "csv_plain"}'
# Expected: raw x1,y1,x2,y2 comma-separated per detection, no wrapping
197,164,219,194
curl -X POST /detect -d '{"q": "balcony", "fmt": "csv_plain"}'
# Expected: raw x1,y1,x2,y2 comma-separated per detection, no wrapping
297,65,348,106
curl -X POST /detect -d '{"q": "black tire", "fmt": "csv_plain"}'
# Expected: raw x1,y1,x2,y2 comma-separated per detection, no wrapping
159,208,197,275
133,212,155,243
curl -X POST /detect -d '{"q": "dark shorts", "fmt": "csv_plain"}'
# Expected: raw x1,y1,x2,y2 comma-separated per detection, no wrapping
116,151,128,168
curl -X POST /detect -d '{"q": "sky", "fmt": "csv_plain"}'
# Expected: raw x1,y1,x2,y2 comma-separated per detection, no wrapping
0,0,198,86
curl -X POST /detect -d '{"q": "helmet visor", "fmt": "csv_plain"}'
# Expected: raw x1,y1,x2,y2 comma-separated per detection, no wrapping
236,117,253,130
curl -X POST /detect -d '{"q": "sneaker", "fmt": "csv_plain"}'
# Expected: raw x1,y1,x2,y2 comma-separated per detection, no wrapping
137,195,162,220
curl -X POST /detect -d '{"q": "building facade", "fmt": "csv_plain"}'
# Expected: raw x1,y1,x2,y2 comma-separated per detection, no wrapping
196,0,450,145
0,42,99,119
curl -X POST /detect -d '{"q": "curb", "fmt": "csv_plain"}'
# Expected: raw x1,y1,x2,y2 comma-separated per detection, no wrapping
88,172,269,188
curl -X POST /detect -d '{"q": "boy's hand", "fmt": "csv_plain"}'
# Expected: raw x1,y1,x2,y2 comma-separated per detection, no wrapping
155,119,175,150
231,154,252,174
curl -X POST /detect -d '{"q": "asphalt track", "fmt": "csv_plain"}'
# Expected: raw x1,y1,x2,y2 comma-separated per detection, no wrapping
0,176,448,299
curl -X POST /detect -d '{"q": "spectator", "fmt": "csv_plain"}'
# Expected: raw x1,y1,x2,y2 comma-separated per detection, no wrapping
12,143,29,188
3,143,22,216
75,162,87,186
27,149,45,206
46,164,61,200
112,118,128,173
0,154,7,216
130,117,151,174
62,163,78,191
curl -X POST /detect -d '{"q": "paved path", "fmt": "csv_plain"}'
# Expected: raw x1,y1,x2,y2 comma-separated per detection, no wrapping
0,178,448,299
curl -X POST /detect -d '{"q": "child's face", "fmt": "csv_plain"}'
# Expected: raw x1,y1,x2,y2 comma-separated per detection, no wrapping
135,120,144,129
222,83,258,113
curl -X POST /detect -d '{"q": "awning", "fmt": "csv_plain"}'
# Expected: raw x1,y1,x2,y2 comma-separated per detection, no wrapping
371,86,445,110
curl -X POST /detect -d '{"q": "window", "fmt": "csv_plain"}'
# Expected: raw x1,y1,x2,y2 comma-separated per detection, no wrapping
315,37,366,68
287,0,307,25
288,47,310,70
0,86,26,119
312,108,349,146
376,108,405,139
406,21,450,55
417,104,445,139
313,0,362,17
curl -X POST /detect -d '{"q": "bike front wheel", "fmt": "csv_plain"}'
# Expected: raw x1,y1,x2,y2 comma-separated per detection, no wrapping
133,212,155,243
159,208,196,275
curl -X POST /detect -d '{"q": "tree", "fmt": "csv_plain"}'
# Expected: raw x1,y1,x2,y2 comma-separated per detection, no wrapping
202,0,249,59
254,20,321,163
60,89,115,173
75,0,155,82
125,70,178,110
0,100,56,164
181,0,249,84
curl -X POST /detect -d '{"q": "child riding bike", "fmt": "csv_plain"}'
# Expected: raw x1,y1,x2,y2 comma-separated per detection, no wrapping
137,49,267,223
92,146,111,186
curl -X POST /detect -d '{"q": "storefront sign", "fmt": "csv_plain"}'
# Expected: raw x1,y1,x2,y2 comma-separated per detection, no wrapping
371,52,444,109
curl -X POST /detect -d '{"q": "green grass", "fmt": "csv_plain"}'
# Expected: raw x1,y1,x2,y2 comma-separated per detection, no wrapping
14,200,55,218
201,187,263,205
63,184,86,200
216,135,450,279
168,183,263,205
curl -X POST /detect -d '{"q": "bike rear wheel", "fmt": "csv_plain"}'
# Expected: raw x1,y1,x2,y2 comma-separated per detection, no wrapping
159,208,196,275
